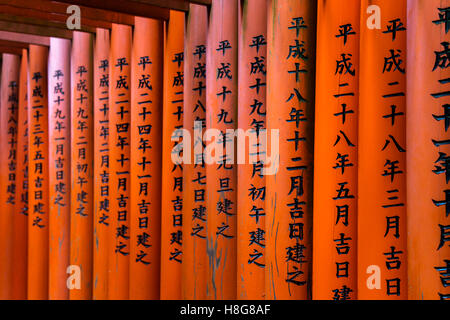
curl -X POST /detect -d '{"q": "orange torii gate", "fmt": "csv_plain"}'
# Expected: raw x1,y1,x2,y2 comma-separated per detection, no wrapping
70,31,94,300
129,16,163,300
28,44,49,300
108,23,132,300
237,0,267,300
313,0,360,300
407,0,450,300
0,53,20,300
206,0,238,300
48,37,71,300
181,3,208,300
2,0,450,302
161,10,184,300
93,27,110,300
358,0,407,299
12,49,28,300
266,0,316,300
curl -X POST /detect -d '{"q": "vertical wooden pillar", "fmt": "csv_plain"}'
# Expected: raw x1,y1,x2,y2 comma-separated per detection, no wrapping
48,38,71,300
206,0,238,300
28,44,49,300
237,0,267,300
182,3,208,300
108,23,132,300
358,0,407,299
313,0,359,300
129,17,163,300
266,0,316,300
407,0,450,300
70,31,94,300
0,53,20,299
161,10,184,300
12,49,28,300
93,28,110,300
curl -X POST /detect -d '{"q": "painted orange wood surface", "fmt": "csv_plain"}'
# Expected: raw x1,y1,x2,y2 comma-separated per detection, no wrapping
407,0,450,300
108,23,132,300
206,0,238,300
266,0,316,300
129,16,163,300
70,31,94,300
237,0,267,300
48,37,71,300
313,0,360,300
93,28,110,300
181,3,208,300
12,49,28,300
0,53,20,299
358,0,407,299
161,10,184,300
28,44,49,300
0,0,446,302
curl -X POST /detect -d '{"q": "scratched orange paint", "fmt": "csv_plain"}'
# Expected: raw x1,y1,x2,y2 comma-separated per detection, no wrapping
161,10,185,300
206,0,238,300
182,3,208,300
266,0,316,300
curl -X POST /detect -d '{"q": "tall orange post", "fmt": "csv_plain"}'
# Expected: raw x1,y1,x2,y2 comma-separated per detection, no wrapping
48,38,71,300
237,0,267,300
358,0,407,299
313,0,359,300
12,49,28,300
129,16,163,300
161,10,184,300
266,0,316,300
206,0,238,300
182,3,208,300
407,0,450,300
108,23,132,300
93,28,110,300
70,31,94,300
0,53,20,299
28,45,49,300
